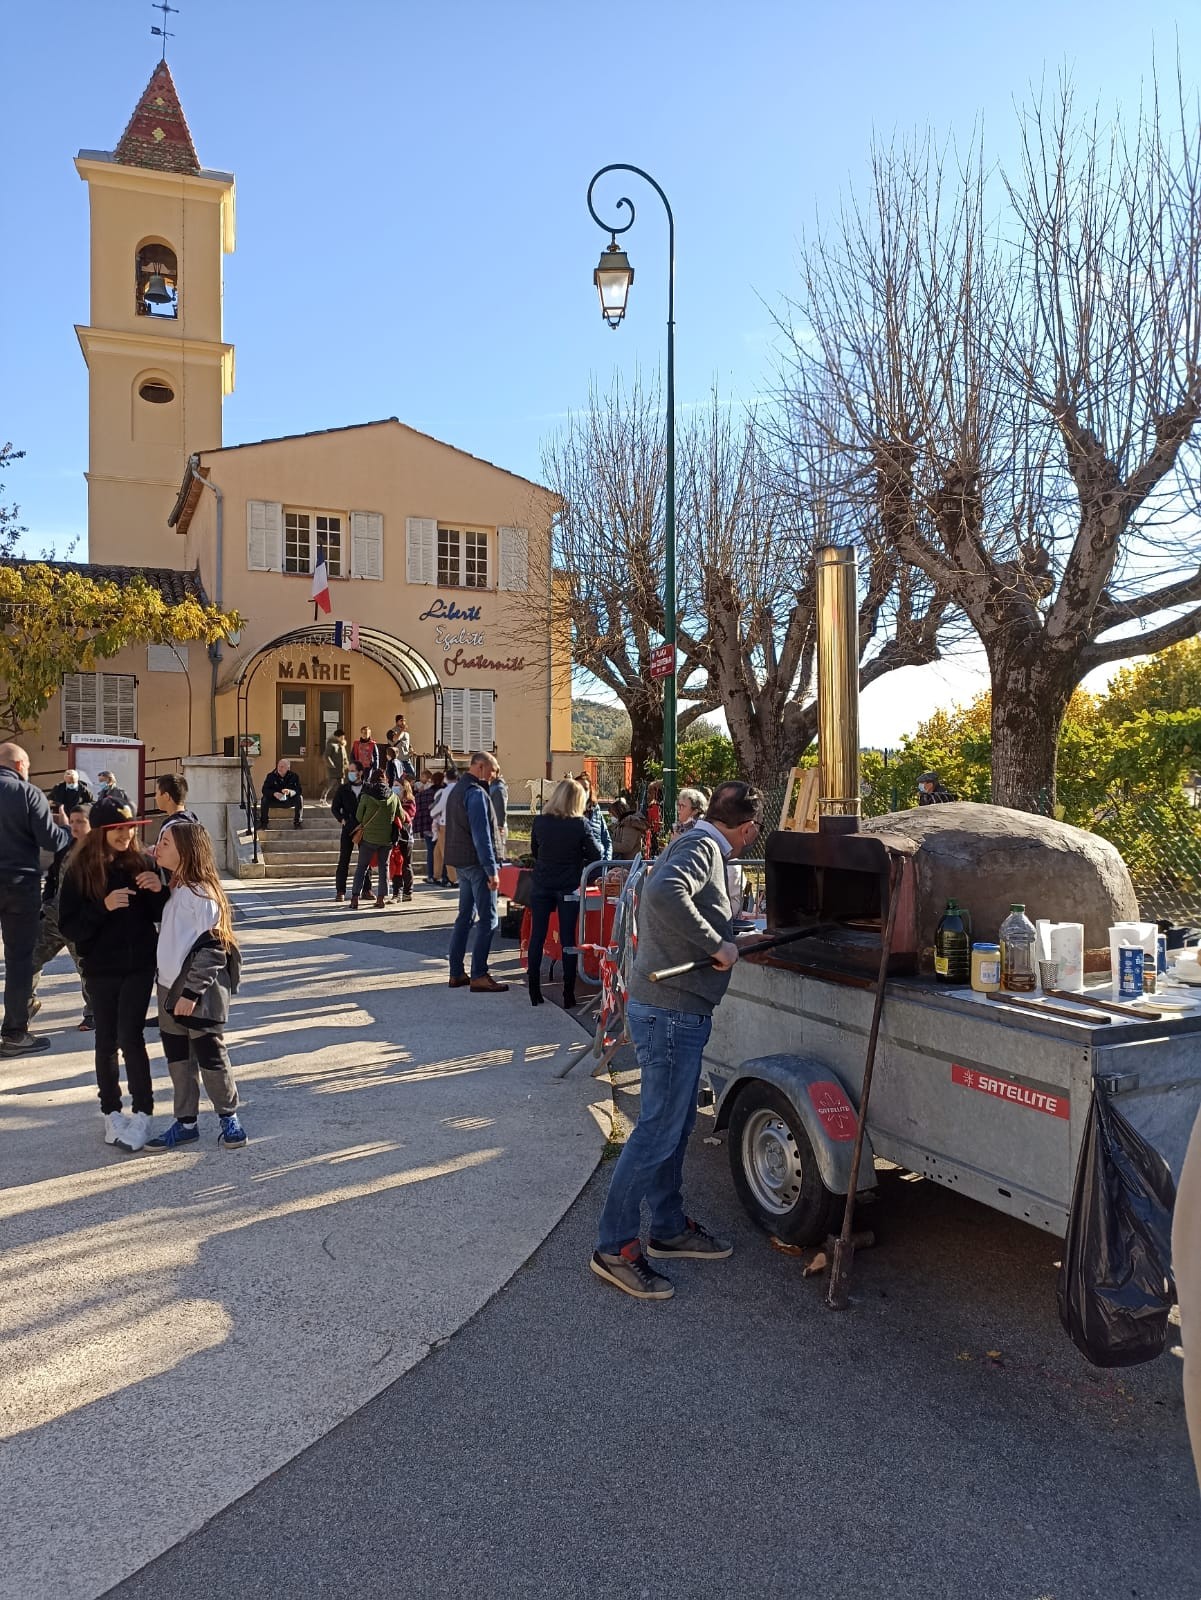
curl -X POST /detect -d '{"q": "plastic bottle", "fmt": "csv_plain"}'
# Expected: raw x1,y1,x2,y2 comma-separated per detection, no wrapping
934,898,971,984
1000,904,1037,993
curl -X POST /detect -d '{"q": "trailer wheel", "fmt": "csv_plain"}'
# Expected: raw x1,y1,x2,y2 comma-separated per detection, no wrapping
727,1082,841,1246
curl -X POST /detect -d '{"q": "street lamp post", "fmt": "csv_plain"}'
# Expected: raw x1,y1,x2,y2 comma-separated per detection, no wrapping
586,164,677,822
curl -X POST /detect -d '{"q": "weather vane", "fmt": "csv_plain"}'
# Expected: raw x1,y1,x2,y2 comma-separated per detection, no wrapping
150,0,178,59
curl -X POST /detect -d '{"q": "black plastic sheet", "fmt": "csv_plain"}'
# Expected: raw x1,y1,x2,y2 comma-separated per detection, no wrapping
1058,1088,1178,1367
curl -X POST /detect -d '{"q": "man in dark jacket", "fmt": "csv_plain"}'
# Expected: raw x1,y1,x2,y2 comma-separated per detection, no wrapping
591,781,762,1301
48,767,93,815
444,751,506,992
0,743,72,1055
331,763,371,902
30,804,94,1031
917,772,956,805
260,759,303,829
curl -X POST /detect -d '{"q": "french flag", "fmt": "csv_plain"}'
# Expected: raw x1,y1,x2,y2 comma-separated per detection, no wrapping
312,548,332,617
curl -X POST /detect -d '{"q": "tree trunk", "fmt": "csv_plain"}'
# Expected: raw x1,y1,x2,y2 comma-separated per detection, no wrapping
628,701,665,796
988,643,1077,813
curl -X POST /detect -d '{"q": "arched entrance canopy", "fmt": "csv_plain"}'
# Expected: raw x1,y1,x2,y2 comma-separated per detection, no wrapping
234,625,445,771
232,624,441,696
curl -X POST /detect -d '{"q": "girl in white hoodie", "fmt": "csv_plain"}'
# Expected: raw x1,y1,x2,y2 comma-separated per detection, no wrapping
147,821,247,1149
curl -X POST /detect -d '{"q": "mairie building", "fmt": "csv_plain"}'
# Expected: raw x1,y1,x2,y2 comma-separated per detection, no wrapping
18,59,574,823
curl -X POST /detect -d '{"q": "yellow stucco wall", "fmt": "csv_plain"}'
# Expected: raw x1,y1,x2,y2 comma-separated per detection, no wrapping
76,155,233,567
183,420,574,794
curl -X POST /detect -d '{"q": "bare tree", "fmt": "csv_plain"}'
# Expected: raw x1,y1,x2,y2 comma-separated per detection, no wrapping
0,443,28,560
679,391,952,786
540,376,715,788
781,68,1201,811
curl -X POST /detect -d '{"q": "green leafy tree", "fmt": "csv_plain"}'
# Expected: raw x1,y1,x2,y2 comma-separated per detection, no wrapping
0,563,243,736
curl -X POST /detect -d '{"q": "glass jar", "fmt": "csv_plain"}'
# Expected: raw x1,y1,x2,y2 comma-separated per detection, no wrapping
971,942,1001,993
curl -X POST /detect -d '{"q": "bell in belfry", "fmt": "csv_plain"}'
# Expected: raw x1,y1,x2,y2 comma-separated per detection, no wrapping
144,272,172,304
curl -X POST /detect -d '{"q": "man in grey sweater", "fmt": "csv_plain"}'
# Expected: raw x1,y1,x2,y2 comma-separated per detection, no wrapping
592,781,763,1300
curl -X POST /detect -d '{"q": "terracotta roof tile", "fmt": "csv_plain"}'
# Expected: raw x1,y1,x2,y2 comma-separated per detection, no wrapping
113,60,200,176
8,559,209,606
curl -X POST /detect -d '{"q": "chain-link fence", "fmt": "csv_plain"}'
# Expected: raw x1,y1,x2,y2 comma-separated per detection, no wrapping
746,764,1201,928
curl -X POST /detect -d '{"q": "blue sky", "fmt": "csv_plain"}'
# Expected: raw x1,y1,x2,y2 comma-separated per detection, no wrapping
4,0,1197,743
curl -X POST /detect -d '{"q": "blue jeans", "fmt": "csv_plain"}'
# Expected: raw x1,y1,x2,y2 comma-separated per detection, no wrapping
448,865,497,980
0,877,41,1039
596,998,712,1253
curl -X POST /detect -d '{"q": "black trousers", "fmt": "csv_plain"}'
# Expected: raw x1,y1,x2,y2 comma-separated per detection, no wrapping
528,890,580,997
89,969,155,1115
335,828,372,896
260,793,303,828
0,877,41,1039
390,838,413,896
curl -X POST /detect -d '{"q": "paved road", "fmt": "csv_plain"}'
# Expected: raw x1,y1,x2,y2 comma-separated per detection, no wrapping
109,1055,1199,1600
2,880,605,1600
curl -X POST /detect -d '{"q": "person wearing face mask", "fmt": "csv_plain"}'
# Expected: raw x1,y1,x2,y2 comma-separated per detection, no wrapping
331,763,371,903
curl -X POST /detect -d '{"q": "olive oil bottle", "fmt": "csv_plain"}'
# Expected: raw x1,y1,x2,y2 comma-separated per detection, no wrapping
934,899,971,984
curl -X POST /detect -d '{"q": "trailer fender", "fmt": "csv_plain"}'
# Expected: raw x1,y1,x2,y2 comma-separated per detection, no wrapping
712,1053,875,1196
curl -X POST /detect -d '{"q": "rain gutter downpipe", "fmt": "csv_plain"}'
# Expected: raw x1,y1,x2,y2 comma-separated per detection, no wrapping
190,457,224,754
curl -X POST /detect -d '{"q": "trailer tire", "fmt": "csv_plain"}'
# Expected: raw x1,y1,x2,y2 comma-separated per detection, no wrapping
727,1082,841,1246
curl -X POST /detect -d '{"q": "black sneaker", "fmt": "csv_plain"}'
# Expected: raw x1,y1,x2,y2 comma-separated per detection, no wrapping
647,1218,733,1260
590,1243,674,1300
0,1032,52,1058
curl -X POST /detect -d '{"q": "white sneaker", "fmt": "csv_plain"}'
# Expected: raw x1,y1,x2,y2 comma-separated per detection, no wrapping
104,1111,131,1145
115,1111,151,1153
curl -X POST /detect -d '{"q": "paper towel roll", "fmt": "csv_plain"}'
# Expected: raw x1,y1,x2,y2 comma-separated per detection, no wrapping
1046,923,1084,992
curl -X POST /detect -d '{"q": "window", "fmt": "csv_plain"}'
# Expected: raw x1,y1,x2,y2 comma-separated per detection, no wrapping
62,673,137,738
442,688,495,752
437,526,490,589
284,511,343,576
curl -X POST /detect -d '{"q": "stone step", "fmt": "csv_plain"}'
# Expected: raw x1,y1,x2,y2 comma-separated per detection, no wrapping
264,862,344,879
257,835,346,855
262,851,343,867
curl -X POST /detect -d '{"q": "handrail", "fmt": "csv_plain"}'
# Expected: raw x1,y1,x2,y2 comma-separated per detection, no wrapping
240,750,260,865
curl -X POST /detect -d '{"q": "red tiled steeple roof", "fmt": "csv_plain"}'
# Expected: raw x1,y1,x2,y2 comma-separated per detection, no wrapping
113,60,200,175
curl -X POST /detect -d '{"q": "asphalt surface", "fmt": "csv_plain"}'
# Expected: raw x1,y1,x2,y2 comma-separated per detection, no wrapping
107,1045,1200,1600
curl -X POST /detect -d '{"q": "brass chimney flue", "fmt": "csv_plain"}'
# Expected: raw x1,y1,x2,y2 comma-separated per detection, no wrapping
815,543,861,834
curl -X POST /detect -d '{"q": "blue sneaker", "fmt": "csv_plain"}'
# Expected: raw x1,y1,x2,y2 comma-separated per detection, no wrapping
218,1112,248,1148
147,1119,200,1149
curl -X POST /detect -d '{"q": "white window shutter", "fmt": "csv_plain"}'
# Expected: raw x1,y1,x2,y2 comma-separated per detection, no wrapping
406,517,437,585
101,674,137,737
350,511,384,580
468,689,495,749
498,526,529,592
62,674,88,737
444,689,467,751
247,500,283,571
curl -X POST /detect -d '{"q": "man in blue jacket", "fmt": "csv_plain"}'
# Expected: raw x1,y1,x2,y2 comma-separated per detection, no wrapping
0,743,71,1055
444,751,507,993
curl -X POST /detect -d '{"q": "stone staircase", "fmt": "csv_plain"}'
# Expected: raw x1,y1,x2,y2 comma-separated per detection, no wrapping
257,804,344,881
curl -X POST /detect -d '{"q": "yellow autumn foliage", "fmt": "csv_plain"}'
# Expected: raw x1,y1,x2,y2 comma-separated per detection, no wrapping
0,563,243,734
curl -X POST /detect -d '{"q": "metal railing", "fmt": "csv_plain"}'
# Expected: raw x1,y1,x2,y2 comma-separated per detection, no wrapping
240,750,260,865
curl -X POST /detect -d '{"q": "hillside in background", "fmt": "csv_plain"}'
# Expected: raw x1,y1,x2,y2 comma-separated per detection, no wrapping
572,699,631,754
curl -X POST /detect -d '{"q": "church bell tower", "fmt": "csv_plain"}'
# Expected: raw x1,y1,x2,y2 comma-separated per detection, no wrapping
75,59,235,566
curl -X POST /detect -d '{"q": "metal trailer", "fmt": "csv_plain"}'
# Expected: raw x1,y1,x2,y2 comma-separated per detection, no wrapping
702,957,1201,1245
